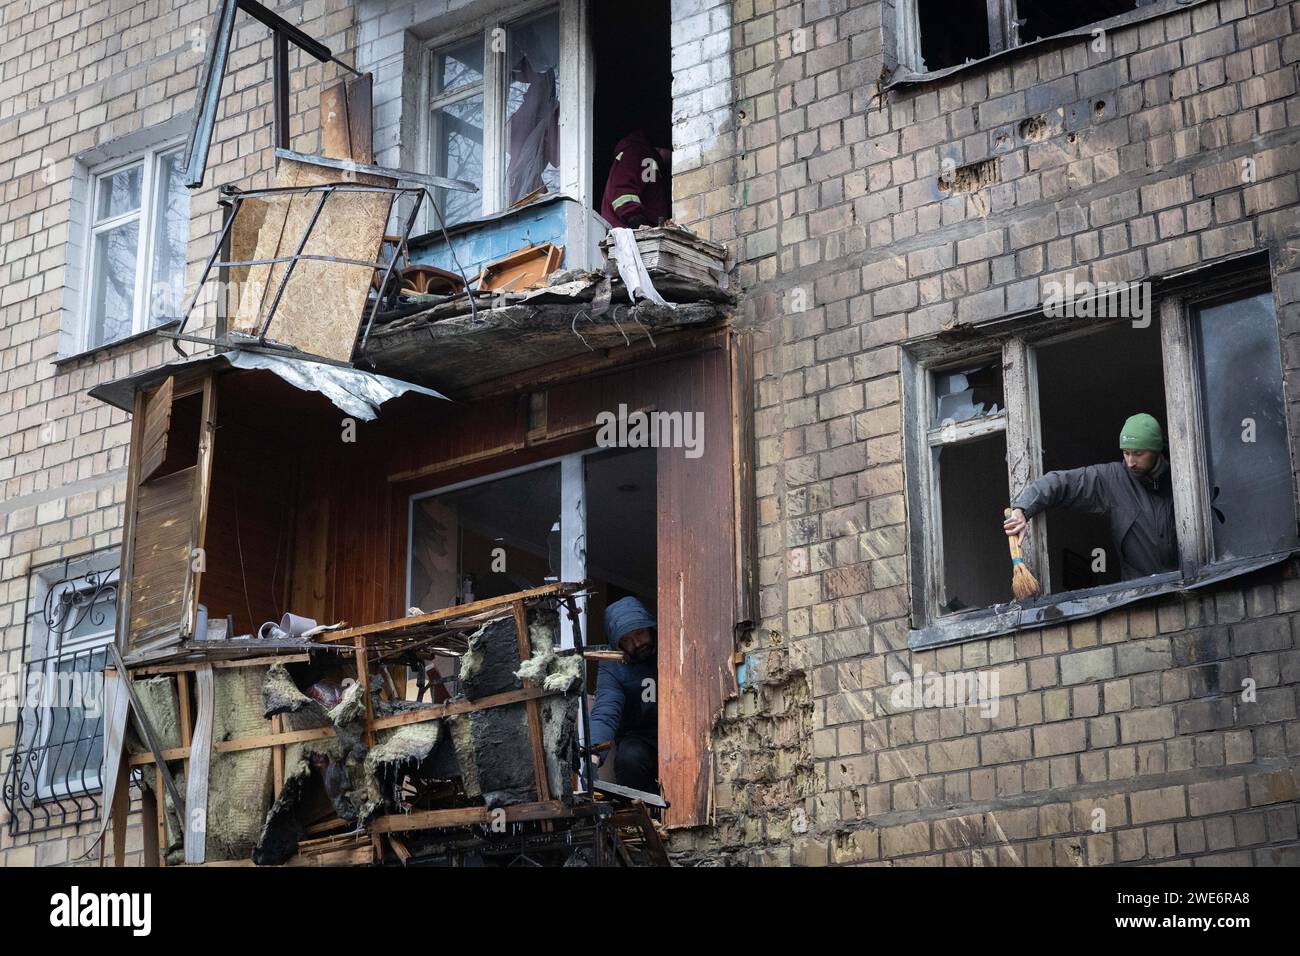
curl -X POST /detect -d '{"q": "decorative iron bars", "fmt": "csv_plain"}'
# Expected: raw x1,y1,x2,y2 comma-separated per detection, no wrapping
3,550,119,836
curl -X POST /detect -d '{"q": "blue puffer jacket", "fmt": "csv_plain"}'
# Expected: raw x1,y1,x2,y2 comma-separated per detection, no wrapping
589,656,657,747
590,596,659,746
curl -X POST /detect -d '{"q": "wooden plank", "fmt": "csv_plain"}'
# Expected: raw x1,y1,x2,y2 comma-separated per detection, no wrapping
138,376,174,482
348,74,374,164
155,766,168,861
320,79,351,160
181,375,217,640
95,669,131,854
1160,296,1210,573
655,345,739,828
271,714,284,795
127,653,311,676
1002,337,1049,587
513,600,552,804
321,583,572,642
127,467,196,654
140,784,162,868
184,664,214,865
111,749,130,868
368,800,572,834
116,391,147,655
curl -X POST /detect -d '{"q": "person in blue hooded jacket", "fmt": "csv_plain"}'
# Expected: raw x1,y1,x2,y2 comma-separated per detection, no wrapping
589,596,658,794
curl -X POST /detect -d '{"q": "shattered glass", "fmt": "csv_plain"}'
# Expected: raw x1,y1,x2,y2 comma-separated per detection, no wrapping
932,360,1004,428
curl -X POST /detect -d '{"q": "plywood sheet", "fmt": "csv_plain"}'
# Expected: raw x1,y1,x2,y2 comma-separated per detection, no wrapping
231,158,394,362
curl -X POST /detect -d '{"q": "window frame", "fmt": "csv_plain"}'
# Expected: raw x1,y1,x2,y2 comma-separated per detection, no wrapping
894,0,1199,78
78,140,189,353
423,0,575,225
906,273,1298,643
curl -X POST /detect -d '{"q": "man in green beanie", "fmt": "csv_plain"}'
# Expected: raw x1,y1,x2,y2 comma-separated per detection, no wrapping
1003,413,1177,581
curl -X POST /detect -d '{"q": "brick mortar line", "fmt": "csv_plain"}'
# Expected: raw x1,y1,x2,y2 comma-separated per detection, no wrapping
733,122,1300,303
0,466,125,516
814,755,1298,833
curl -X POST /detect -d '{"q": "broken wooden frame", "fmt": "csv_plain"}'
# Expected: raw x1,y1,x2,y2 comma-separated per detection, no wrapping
102,583,630,866
168,181,430,364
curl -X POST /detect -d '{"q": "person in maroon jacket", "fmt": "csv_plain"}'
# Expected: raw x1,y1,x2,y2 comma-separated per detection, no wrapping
600,129,673,228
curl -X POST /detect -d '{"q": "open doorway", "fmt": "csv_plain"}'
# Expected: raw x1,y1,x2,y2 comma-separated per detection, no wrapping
1034,320,1167,592
591,1,672,218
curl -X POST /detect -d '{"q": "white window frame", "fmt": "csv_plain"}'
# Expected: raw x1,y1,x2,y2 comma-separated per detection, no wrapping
907,275,1297,634
77,140,188,353
407,449,592,649
420,0,593,244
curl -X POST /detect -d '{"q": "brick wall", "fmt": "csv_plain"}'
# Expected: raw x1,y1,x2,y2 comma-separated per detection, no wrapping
668,0,1300,865
0,0,357,867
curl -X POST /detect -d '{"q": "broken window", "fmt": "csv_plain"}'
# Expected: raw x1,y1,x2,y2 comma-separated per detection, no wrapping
907,269,1297,630
1194,290,1300,561
1034,321,1167,591
915,0,991,72
425,5,562,224
899,0,1152,74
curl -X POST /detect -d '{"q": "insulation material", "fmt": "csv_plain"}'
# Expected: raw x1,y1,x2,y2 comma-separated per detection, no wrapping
230,158,395,362
205,665,274,861
125,675,186,864
452,608,577,808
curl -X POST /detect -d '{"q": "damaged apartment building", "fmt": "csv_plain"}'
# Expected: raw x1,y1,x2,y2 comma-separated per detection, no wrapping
1,0,1299,868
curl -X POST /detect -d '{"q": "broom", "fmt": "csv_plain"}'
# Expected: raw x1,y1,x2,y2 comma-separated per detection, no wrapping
1003,507,1041,600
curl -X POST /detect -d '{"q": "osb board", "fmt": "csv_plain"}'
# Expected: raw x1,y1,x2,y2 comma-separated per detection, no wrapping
227,197,269,320
231,159,394,362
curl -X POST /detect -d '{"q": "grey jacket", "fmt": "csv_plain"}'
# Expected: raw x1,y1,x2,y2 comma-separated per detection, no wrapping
1012,456,1177,581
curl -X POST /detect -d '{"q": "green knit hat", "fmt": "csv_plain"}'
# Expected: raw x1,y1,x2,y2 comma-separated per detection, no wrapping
1118,413,1164,452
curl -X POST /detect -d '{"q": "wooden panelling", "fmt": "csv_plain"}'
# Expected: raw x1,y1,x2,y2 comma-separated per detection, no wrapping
139,376,174,482
129,466,195,648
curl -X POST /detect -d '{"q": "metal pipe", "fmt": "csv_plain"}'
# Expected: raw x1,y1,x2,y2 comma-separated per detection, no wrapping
174,195,243,354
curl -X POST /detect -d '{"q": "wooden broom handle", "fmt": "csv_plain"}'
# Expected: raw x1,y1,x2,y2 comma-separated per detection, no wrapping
1004,508,1026,563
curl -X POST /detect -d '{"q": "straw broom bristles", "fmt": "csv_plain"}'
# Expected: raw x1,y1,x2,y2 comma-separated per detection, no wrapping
1004,507,1041,600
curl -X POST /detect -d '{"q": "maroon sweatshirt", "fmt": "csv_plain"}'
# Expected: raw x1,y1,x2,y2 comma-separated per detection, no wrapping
600,131,671,228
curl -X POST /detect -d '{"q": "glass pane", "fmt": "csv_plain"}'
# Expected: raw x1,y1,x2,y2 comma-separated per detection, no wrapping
89,219,140,347
150,151,190,324
933,360,1003,428
409,464,561,610
938,433,1012,612
504,9,561,204
44,647,108,793
95,164,143,220
432,95,484,226
436,37,483,94
1196,291,1299,560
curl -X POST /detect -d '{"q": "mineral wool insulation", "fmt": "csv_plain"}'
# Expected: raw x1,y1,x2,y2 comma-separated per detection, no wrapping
169,604,580,865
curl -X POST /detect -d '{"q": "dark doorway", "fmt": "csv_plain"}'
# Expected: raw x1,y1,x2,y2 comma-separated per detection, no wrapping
591,1,672,215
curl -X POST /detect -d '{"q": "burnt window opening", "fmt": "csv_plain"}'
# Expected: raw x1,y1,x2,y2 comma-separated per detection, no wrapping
592,0,673,226
1034,322,1168,592
908,267,1296,637
903,0,1155,75
917,0,991,72
1016,1,1148,45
